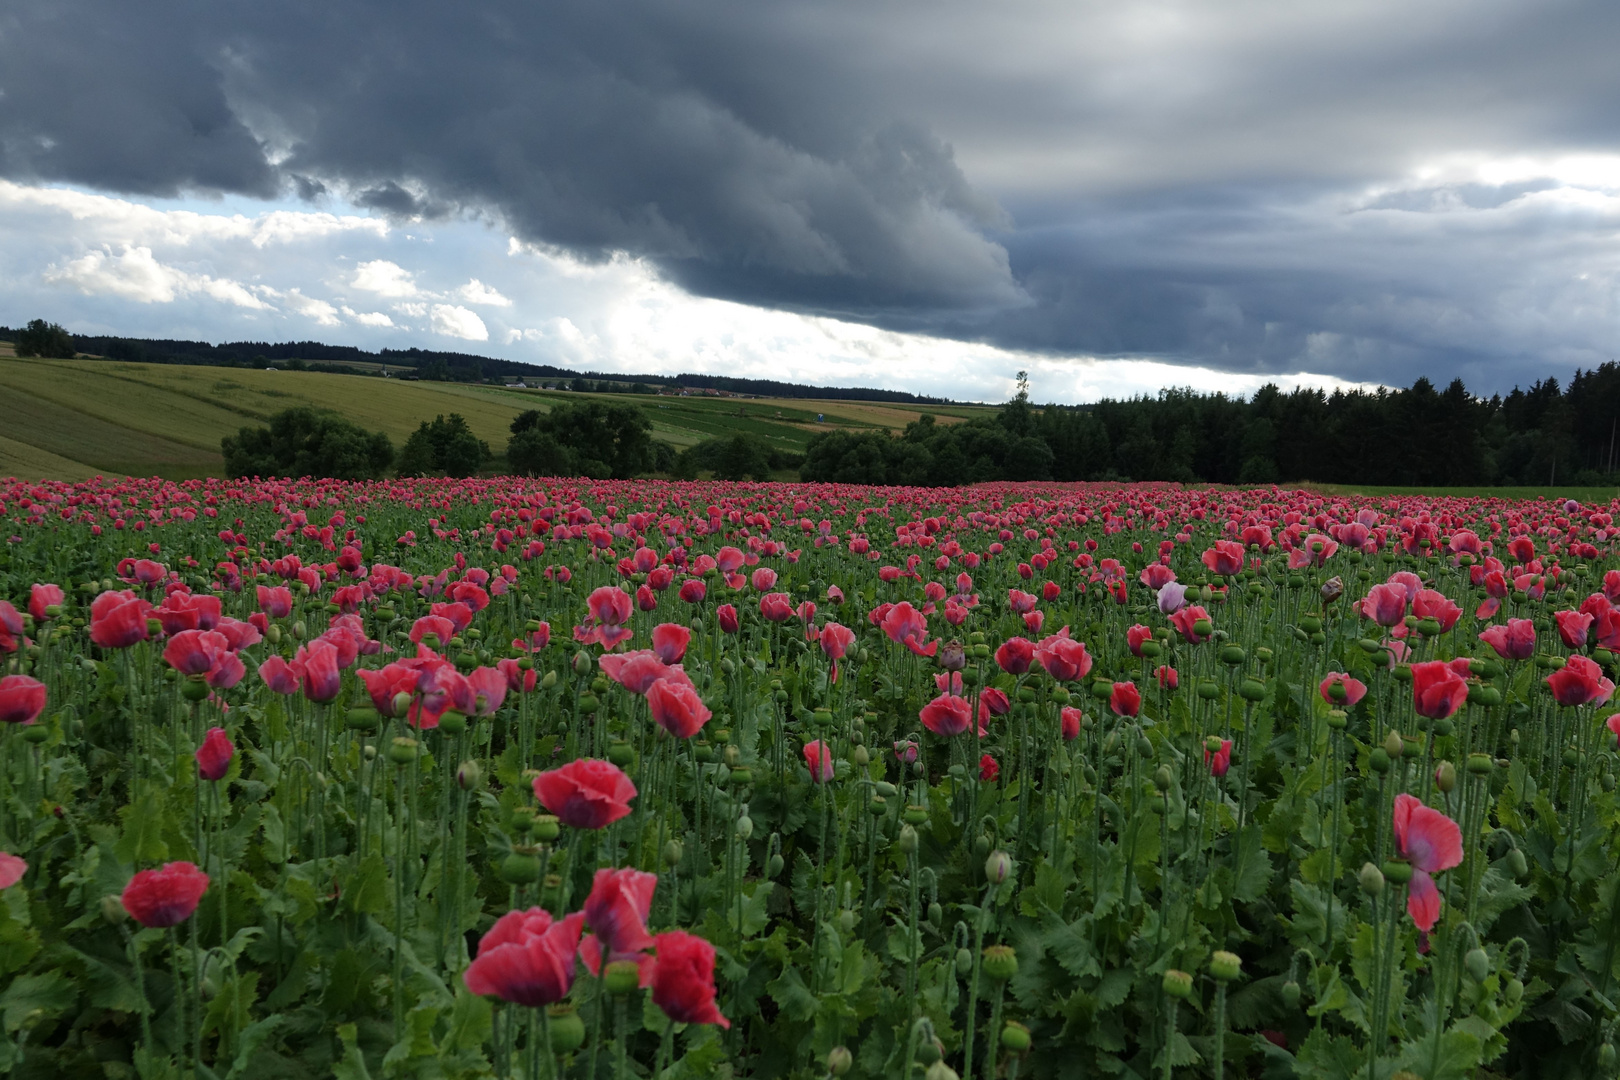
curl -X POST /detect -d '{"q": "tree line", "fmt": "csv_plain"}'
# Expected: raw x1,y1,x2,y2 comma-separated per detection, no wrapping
802,366,1620,488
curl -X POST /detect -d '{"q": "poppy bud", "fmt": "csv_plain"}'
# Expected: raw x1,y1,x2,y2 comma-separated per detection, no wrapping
898,825,919,853
1434,761,1456,792
1162,969,1194,999
928,901,943,925
572,651,592,676
1464,948,1489,983
955,947,974,977
985,850,1012,883
736,816,754,840
938,640,966,672
1359,862,1385,896
101,894,128,924
1209,950,1242,982
1281,980,1301,1009
827,1047,853,1076
981,944,1018,983
1383,730,1406,759
768,852,785,877
457,760,482,790
1505,978,1524,1006
1153,765,1173,791
925,1060,960,1080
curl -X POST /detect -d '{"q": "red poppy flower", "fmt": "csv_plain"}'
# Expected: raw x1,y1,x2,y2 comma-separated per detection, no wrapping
651,623,691,664
1169,605,1212,644
599,650,674,695
533,759,637,829
0,851,25,890
28,583,64,621
584,867,658,956
1554,610,1594,649
882,602,937,657
1358,583,1409,627
647,679,712,739
1391,793,1462,932
919,693,973,737
1110,681,1141,717
1411,660,1469,720
1411,589,1461,633
716,604,739,634
994,637,1034,674
1478,619,1535,661
1126,624,1153,657
1546,654,1615,707
650,931,729,1028
803,739,835,782
0,675,47,726
1318,673,1367,707
1060,706,1082,741
90,589,153,649
1033,628,1092,682
1201,540,1244,577
196,727,234,781
978,753,999,782
121,861,209,927
463,908,586,1007
1205,739,1232,777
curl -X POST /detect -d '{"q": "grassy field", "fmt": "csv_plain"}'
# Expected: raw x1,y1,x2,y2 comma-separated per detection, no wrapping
0,354,992,481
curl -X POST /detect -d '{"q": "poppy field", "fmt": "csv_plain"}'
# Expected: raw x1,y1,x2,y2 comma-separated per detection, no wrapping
2,475,1620,1079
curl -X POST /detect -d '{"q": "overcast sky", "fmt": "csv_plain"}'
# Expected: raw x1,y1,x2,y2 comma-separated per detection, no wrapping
3,0,1617,403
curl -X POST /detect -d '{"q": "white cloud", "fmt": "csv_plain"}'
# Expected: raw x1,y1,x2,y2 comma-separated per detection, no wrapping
341,305,396,327
43,244,272,310
430,304,488,341
284,289,342,326
457,278,512,306
351,259,420,297
392,301,427,317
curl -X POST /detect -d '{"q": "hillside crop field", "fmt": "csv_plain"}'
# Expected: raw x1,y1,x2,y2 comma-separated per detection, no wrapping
0,356,991,481
2,476,1620,1078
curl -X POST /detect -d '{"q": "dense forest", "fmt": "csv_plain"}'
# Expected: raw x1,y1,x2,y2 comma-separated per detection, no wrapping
803,367,1620,487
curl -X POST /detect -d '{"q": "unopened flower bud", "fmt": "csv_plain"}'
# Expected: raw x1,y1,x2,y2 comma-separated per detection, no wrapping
1383,730,1405,759
1359,862,1385,896
1434,761,1456,793
985,849,1012,883
827,1046,853,1076
925,1062,960,1080
456,760,482,790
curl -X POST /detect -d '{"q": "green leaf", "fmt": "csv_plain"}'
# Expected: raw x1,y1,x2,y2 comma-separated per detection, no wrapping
1232,826,1271,903
1041,909,1100,980
117,790,170,865
0,970,77,1032
1293,1028,1363,1080
333,1022,374,1080
766,966,818,1023
445,988,492,1052
200,971,260,1045
726,881,774,938
382,1003,441,1073
344,853,390,917
1395,1024,1484,1080
225,1016,285,1080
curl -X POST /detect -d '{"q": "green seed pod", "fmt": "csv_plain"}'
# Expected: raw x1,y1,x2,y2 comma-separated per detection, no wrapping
347,706,381,732
1208,950,1242,982
1000,1021,1031,1052
500,850,542,885
1563,747,1580,767
1139,640,1162,659
388,736,419,765
1162,969,1194,999
577,692,599,714
869,795,888,816
438,710,468,735
728,767,752,787
1219,644,1246,666
1369,747,1391,773
1475,686,1502,706
1464,947,1490,983
1300,615,1323,634
1197,680,1219,701
903,804,929,826
1359,637,1383,653
1238,678,1266,702
607,741,634,767
1309,632,1328,647
1382,860,1414,885
1467,753,1493,775
1359,862,1385,896
982,944,1018,982
1193,617,1213,636
604,959,641,995
1327,709,1348,730
1050,684,1070,703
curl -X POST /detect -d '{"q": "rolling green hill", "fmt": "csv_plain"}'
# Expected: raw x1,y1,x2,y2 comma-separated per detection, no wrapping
0,353,990,481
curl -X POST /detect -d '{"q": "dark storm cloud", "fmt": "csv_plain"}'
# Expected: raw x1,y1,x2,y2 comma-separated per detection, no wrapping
3,0,1619,390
